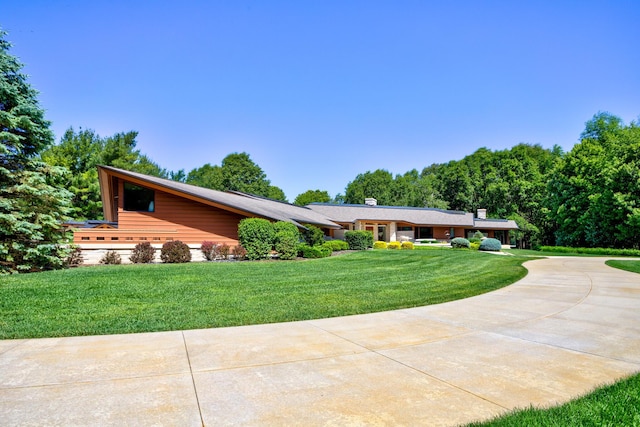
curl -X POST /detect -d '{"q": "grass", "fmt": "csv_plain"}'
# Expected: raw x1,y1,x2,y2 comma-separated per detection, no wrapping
606,259,640,274
0,250,530,339
467,372,640,426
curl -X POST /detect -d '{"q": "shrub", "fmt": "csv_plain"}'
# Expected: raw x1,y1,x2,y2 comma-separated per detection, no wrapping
160,240,192,263
238,218,275,260
345,230,374,250
479,238,502,252
232,245,247,260
451,237,470,249
387,241,401,250
275,230,299,260
473,231,485,240
470,242,480,251
401,241,414,250
373,241,388,249
298,244,331,258
301,224,325,247
538,246,640,257
219,243,231,259
200,241,218,261
418,239,438,244
64,245,84,268
130,242,155,263
273,221,301,237
324,240,349,251
100,250,122,265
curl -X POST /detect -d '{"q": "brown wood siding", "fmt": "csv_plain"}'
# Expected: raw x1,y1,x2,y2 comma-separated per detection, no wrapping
74,184,246,245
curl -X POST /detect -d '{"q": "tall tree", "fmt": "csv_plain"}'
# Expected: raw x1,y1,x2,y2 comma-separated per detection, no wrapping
0,30,74,273
344,169,394,205
547,112,640,248
41,127,168,219
186,152,287,201
294,189,331,206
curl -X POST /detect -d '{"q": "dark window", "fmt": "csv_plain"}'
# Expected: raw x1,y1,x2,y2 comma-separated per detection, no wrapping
397,226,413,231
123,183,155,212
417,227,433,239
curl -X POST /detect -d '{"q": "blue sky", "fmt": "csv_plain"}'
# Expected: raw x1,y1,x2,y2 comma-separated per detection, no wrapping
4,1,639,201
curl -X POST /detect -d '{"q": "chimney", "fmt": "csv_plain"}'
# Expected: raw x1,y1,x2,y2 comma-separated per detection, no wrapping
477,209,487,219
365,198,377,206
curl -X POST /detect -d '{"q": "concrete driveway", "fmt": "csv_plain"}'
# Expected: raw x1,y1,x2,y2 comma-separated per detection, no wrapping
1,257,639,426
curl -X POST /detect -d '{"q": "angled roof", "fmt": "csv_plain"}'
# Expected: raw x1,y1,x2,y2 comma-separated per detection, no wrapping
98,166,339,229
306,203,476,227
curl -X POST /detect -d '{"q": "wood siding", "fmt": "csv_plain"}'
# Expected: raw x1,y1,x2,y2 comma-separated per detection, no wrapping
74,182,245,246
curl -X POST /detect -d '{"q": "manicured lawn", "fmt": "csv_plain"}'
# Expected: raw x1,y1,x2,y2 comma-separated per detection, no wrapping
606,259,640,274
1,250,530,339
467,372,640,426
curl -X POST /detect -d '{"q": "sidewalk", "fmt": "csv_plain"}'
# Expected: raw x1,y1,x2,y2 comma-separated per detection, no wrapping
1,257,639,426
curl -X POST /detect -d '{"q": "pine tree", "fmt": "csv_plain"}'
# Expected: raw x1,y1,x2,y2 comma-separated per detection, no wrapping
0,30,74,273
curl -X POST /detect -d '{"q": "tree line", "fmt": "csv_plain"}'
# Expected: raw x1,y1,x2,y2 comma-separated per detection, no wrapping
2,29,639,273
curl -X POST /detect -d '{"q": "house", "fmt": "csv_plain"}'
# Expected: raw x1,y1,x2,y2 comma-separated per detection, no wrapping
72,166,518,248
306,201,517,244
72,165,340,247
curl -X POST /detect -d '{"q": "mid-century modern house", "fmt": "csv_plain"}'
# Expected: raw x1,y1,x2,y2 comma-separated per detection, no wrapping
71,166,518,247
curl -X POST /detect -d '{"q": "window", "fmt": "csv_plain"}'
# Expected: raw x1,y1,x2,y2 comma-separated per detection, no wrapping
417,227,433,239
397,226,413,231
123,182,155,212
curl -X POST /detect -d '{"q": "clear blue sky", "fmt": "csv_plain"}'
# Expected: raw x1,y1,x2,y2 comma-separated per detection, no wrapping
4,1,639,201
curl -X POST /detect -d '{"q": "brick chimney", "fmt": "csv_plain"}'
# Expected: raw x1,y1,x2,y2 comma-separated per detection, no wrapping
365,198,377,206
477,209,487,219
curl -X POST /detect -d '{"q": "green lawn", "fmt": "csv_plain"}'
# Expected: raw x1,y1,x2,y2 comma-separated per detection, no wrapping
606,259,640,274
1,250,530,339
467,372,640,426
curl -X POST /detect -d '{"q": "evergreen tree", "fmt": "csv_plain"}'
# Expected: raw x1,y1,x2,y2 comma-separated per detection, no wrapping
0,30,74,273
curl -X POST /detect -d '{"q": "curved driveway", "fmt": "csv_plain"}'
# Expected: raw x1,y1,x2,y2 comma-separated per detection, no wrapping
2,257,640,426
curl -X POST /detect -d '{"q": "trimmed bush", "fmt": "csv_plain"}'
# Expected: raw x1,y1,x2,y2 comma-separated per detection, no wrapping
451,237,471,249
479,238,502,252
387,241,401,250
418,239,438,244
538,246,640,257
275,230,299,260
232,245,247,260
373,241,388,249
200,241,218,261
301,224,325,247
130,242,155,263
345,230,374,250
324,240,349,251
238,218,275,260
470,242,480,251
298,244,331,259
401,241,414,250
100,250,122,265
160,240,192,263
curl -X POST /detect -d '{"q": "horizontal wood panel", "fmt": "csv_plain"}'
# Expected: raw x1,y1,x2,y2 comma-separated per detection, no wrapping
74,186,245,246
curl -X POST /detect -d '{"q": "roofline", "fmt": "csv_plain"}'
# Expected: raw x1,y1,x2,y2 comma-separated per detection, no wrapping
98,165,341,229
